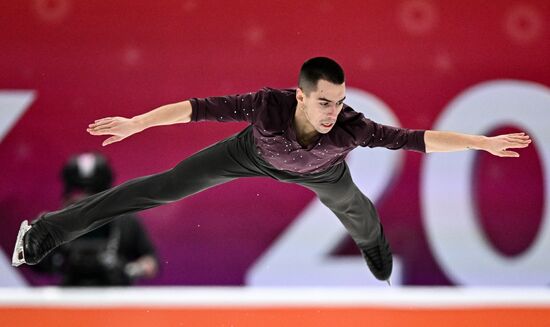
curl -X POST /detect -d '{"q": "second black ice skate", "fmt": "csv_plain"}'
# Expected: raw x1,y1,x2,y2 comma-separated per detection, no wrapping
361,224,393,284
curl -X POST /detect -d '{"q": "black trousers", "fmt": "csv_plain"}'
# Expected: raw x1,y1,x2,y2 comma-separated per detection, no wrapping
41,126,381,250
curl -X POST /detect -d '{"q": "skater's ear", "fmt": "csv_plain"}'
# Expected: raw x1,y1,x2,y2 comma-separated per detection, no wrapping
296,88,305,104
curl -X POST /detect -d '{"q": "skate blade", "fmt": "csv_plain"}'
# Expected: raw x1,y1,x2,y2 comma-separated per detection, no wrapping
12,220,31,267
386,278,392,286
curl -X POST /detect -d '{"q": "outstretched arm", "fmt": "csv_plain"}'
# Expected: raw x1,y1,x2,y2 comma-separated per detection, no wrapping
87,100,192,146
424,130,531,157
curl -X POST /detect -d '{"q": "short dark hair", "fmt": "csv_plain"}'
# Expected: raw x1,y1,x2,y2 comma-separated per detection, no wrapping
298,57,345,95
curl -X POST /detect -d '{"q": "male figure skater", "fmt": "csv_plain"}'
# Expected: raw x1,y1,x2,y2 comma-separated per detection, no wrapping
12,57,531,284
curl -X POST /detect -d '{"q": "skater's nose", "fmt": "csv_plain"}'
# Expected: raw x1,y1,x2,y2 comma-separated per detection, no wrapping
327,108,338,120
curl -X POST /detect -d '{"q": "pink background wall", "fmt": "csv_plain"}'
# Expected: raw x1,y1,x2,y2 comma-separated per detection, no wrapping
1,0,548,286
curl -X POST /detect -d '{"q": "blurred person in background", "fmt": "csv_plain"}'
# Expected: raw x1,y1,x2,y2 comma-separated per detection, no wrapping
33,152,158,286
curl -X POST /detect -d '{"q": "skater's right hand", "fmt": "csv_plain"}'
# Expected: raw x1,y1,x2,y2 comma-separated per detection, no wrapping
87,117,144,146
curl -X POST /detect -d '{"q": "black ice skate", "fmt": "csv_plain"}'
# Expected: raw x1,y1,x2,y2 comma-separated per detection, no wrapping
361,224,393,285
12,219,57,267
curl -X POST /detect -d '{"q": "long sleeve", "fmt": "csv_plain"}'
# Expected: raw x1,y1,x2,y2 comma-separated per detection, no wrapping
339,106,426,152
189,89,269,123
360,117,426,152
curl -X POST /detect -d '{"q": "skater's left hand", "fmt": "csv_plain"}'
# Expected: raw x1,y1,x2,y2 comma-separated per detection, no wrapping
482,132,531,157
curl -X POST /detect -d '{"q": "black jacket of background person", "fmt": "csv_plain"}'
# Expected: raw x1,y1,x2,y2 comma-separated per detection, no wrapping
33,213,157,286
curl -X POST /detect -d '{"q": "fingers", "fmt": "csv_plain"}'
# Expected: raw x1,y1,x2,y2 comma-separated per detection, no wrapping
499,150,520,158
504,133,531,143
88,123,113,132
93,117,114,125
102,136,122,147
504,138,531,148
88,122,115,132
88,117,117,129
506,136,530,142
87,127,114,136
87,117,124,135
86,117,128,146
505,132,530,137
88,123,113,131
507,136,530,142
87,119,117,135
508,142,530,149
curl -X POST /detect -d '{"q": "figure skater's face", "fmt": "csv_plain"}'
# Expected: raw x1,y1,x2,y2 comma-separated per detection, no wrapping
296,79,346,134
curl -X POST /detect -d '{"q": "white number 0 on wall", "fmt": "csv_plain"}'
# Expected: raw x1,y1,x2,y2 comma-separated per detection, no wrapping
422,80,550,285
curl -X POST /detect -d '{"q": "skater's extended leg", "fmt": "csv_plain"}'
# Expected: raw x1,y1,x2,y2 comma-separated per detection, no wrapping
13,133,263,266
295,163,392,281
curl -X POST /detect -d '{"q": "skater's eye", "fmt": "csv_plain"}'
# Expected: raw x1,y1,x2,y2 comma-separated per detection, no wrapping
320,102,329,107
